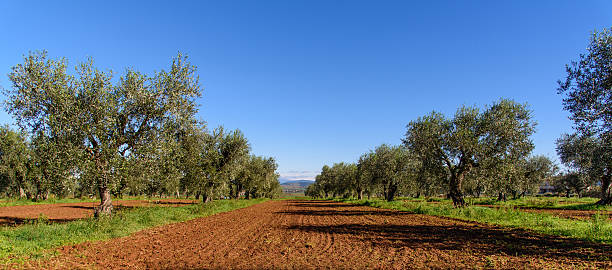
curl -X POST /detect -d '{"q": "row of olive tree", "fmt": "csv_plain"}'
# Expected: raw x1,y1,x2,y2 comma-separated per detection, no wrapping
307,99,557,207
307,145,416,202
309,27,612,206
0,51,281,215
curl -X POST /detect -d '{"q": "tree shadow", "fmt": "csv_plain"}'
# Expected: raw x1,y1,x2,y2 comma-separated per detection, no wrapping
284,223,611,261
60,205,137,210
60,205,96,210
281,200,611,262
288,201,363,208
277,209,411,217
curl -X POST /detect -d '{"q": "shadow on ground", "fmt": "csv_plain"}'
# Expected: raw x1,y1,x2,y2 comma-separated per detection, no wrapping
282,200,612,262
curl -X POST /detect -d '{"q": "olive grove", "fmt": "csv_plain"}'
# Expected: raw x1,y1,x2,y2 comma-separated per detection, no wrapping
0,51,281,215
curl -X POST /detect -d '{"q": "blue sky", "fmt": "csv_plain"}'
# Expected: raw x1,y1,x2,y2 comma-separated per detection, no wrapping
0,1,610,181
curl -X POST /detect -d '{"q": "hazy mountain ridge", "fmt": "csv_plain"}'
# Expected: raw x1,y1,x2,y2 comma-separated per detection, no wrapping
280,180,314,193
279,179,315,186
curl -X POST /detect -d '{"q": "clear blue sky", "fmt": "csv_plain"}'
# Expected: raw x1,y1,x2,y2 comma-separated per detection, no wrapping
0,1,610,181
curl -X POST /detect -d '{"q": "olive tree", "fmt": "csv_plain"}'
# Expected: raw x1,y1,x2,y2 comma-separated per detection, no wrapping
316,165,334,198
195,127,249,202
240,155,281,199
520,155,555,196
329,162,357,198
556,134,609,203
356,154,380,199
364,144,414,202
557,28,612,204
0,126,31,198
404,99,535,207
4,51,200,215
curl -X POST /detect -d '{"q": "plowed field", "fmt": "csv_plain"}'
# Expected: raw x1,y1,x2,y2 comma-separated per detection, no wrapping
0,199,197,226
23,200,612,269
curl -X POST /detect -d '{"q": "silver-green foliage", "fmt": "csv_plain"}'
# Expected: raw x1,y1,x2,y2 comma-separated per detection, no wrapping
404,99,536,206
557,28,612,205
3,51,200,213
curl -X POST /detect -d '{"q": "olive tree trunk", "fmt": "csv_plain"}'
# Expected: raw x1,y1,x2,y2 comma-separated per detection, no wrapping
385,183,398,202
449,172,466,207
95,185,113,217
597,174,611,205
19,187,26,199
202,189,213,203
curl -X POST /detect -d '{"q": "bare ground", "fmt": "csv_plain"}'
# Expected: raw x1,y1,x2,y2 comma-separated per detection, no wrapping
16,200,612,269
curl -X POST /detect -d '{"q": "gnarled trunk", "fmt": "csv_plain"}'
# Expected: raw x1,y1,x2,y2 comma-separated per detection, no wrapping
202,193,213,203
385,183,398,202
95,185,113,217
19,187,26,199
449,172,466,207
597,174,611,205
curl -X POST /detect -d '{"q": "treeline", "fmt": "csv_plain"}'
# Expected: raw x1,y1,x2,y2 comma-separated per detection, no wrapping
306,99,602,205
0,125,281,201
307,99,557,206
308,28,612,206
0,51,281,215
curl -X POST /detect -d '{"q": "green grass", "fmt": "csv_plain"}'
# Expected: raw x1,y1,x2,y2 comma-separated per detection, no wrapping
468,196,610,211
0,198,268,264
397,196,611,211
0,197,99,207
0,196,200,207
334,198,612,244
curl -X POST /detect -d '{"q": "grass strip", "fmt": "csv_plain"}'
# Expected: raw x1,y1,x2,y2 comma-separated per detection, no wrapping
0,198,99,207
0,196,196,207
334,198,612,244
398,196,611,210
0,198,268,264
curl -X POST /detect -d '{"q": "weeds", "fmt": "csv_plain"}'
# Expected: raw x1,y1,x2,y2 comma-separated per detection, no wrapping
335,198,612,244
0,198,268,264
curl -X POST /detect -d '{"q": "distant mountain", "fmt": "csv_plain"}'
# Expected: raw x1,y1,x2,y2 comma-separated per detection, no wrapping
280,180,314,194
279,179,315,186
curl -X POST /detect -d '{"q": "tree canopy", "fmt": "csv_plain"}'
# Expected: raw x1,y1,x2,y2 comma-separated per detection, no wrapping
557,28,612,204
2,51,281,214
403,99,535,206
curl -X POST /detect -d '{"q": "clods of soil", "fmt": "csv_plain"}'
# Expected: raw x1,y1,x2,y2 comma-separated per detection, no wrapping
21,200,612,269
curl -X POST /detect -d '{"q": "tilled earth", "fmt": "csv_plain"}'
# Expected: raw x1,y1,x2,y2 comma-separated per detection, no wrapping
0,199,197,226
23,200,612,269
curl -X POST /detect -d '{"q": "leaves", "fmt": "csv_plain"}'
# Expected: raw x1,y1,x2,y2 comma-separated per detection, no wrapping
558,27,612,137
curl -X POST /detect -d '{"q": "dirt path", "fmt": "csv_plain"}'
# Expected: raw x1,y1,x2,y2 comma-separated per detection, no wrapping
0,199,197,226
24,200,612,269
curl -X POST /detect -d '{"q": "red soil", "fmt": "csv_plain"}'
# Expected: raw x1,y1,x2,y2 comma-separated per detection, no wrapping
22,200,612,269
0,199,197,226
